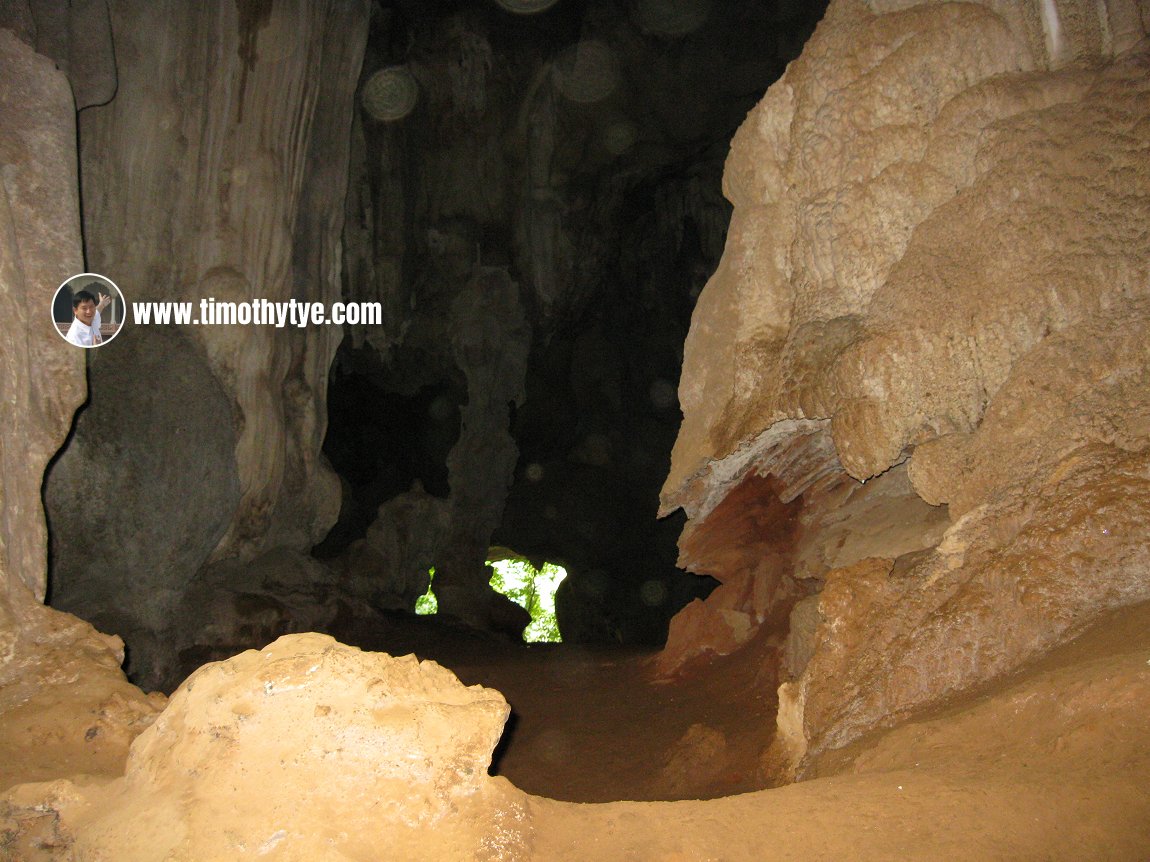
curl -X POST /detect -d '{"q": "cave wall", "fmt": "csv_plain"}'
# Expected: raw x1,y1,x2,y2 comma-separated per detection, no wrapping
0,25,161,789
42,0,370,678
661,0,1150,771
4,1,1150,856
75,0,370,557
0,27,84,608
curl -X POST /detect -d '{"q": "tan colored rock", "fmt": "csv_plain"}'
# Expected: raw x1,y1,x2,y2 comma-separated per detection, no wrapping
657,599,757,674
660,0,1150,764
0,608,164,791
655,471,800,675
659,458,948,676
0,28,85,606
665,1,1150,511
44,634,532,861
789,464,950,583
908,301,1150,515
7,609,1150,860
778,443,1150,768
781,594,820,681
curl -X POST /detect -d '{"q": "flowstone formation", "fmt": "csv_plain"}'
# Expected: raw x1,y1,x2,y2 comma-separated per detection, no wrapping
0,25,85,607
7,634,532,861
659,0,1150,774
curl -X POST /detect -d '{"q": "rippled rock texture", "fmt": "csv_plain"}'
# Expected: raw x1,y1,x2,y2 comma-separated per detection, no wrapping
42,0,371,687
659,0,1150,772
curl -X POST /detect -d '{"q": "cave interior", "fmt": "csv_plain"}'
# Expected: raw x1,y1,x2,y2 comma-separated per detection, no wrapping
35,0,827,801
3,0,1150,856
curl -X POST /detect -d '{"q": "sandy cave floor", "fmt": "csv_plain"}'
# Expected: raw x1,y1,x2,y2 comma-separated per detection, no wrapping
263,600,1150,858
525,600,1150,860
5,601,1150,859
249,599,1150,858
339,614,783,804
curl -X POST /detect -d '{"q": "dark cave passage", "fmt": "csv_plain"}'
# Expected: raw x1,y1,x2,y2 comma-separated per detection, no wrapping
312,346,464,559
312,0,826,650
37,0,828,800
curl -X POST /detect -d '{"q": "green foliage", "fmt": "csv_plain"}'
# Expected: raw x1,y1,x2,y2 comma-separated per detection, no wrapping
412,560,567,643
487,558,567,643
414,566,438,615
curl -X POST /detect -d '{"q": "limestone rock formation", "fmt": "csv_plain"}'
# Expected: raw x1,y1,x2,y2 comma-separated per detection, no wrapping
74,0,370,562
25,634,532,861
43,326,240,683
659,0,1150,772
0,609,163,790
432,268,532,620
0,0,116,110
664,0,1150,506
5,0,1150,856
347,484,452,611
43,0,371,679
0,27,85,606
6,1,1150,859
0,25,162,793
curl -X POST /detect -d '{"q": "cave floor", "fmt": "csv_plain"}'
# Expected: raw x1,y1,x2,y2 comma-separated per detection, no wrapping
332,599,1150,862
528,599,1150,860
341,614,781,803
4,602,1149,858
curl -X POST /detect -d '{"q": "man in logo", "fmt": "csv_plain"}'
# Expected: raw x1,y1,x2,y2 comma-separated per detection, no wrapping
65,289,111,347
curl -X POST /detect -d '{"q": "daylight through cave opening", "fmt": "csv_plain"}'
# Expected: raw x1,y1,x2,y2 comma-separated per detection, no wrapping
413,556,568,644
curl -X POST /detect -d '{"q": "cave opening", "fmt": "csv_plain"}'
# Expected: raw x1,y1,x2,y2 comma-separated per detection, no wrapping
414,566,438,615
487,554,567,643
412,555,568,644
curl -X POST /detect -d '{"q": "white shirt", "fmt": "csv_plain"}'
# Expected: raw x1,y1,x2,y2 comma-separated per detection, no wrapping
65,310,102,347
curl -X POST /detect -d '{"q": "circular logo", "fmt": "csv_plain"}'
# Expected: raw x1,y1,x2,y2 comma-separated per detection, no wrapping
53,273,125,348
